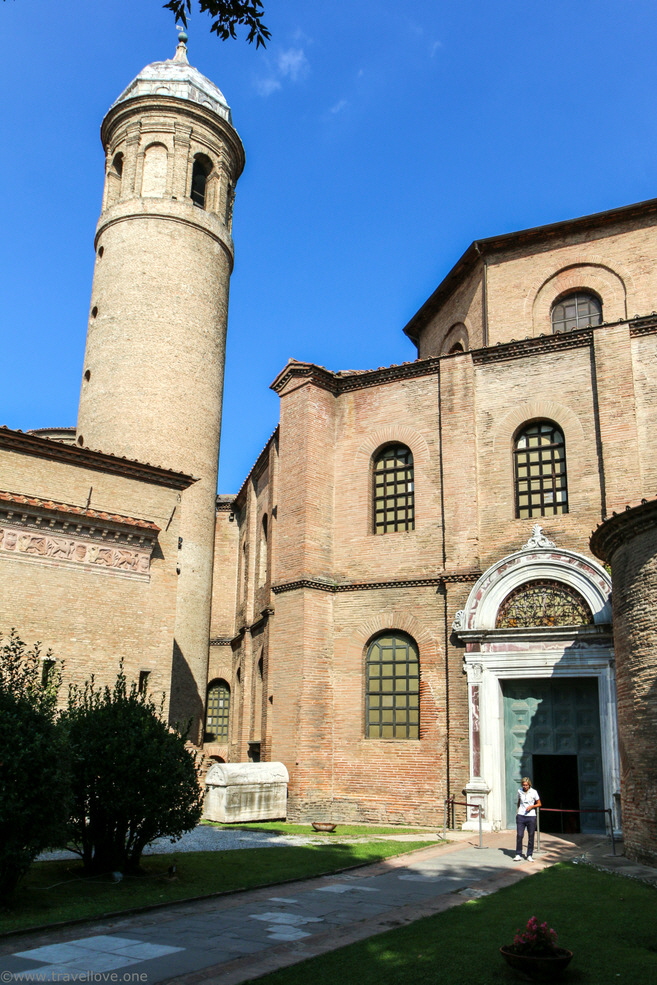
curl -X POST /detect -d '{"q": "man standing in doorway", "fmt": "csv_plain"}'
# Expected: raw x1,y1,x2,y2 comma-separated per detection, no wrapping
514,776,541,861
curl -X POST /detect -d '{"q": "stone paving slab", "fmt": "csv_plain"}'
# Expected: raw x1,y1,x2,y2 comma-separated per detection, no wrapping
2,832,642,985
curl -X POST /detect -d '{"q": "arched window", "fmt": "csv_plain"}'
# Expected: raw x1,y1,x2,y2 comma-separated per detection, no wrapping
106,152,124,207
496,580,594,628
191,154,212,208
514,421,568,518
373,444,415,534
441,322,469,355
552,293,602,334
205,679,230,741
366,633,419,739
141,143,168,198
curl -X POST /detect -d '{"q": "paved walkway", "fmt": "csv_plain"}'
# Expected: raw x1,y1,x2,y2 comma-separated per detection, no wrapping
1,831,652,985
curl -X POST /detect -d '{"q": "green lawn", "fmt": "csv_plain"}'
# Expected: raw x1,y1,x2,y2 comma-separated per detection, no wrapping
0,838,438,935
245,863,657,985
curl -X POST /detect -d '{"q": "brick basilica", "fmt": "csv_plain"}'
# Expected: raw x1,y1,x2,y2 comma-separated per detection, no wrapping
2,41,656,847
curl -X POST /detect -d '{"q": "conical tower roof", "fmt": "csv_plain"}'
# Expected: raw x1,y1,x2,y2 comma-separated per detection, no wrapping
111,34,231,123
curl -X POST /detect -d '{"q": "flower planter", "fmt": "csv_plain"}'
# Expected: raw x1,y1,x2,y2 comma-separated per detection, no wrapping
311,822,337,832
499,946,573,980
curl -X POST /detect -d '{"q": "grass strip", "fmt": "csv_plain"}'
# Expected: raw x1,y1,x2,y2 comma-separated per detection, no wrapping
245,862,657,985
0,840,437,935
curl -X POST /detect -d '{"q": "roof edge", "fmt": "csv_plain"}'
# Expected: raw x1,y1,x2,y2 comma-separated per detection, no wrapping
0,427,196,491
403,195,657,344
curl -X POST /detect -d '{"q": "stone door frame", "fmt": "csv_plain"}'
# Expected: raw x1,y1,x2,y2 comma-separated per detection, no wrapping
452,531,619,833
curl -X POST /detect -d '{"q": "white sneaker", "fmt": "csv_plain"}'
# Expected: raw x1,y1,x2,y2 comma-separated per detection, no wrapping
513,854,523,861
527,855,533,862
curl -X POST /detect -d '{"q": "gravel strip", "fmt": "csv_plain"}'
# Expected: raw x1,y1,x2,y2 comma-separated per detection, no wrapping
38,826,439,862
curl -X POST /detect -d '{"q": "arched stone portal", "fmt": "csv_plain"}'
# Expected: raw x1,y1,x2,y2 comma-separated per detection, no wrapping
452,526,619,834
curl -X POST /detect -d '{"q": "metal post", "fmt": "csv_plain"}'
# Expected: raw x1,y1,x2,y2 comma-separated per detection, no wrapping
607,808,617,856
478,806,483,849
443,800,448,840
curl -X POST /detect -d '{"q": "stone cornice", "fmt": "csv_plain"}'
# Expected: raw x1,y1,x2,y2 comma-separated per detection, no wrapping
271,572,481,595
472,326,593,365
209,637,234,646
0,427,195,490
0,490,160,580
628,314,657,337
269,361,341,395
269,325,610,396
459,625,613,644
95,201,235,266
270,358,443,396
215,498,235,513
269,316,657,399
0,491,160,532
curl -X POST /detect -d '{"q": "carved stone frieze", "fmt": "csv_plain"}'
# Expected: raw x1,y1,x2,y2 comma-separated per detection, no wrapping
0,494,159,579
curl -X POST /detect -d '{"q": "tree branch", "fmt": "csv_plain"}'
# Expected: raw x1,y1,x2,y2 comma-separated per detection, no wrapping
163,0,270,47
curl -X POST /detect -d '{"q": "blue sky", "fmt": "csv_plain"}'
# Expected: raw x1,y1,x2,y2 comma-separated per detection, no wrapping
2,0,657,492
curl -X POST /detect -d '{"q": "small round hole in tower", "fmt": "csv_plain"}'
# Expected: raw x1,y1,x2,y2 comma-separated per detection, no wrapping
97,245,104,258
84,370,91,382
77,435,84,446
91,306,98,319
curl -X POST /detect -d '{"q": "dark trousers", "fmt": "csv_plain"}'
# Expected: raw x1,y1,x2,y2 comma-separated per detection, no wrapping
516,814,537,856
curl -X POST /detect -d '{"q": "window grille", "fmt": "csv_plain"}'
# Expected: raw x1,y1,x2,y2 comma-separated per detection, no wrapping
514,421,568,518
366,634,419,739
552,293,602,334
205,679,230,741
496,579,594,628
373,444,415,534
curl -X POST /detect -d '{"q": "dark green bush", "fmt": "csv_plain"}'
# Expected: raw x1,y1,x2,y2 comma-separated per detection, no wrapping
63,670,203,874
0,630,71,900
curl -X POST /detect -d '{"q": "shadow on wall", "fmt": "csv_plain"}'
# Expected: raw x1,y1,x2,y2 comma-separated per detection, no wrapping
169,639,204,742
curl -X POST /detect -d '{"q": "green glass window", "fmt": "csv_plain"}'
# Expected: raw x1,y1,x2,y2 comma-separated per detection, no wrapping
366,634,420,739
205,679,230,742
373,444,415,534
552,293,602,334
514,421,568,519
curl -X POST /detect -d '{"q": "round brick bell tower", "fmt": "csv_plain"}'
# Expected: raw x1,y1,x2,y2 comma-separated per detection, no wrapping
76,33,245,739
591,500,657,866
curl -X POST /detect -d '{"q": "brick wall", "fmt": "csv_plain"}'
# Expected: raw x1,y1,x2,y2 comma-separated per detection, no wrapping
212,210,657,830
0,436,183,715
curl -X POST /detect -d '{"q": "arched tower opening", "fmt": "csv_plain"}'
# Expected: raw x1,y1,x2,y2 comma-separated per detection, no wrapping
191,154,213,208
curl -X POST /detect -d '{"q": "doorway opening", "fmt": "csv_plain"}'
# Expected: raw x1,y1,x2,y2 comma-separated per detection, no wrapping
503,677,604,832
532,754,579,833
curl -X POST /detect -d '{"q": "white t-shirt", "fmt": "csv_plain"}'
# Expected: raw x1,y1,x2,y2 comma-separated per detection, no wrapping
517,787,540,817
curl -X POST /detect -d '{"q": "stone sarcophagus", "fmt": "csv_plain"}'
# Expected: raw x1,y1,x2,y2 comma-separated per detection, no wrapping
203,762,289,823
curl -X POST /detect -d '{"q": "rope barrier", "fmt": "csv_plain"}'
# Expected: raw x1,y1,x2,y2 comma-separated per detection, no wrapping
443,800,617,855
